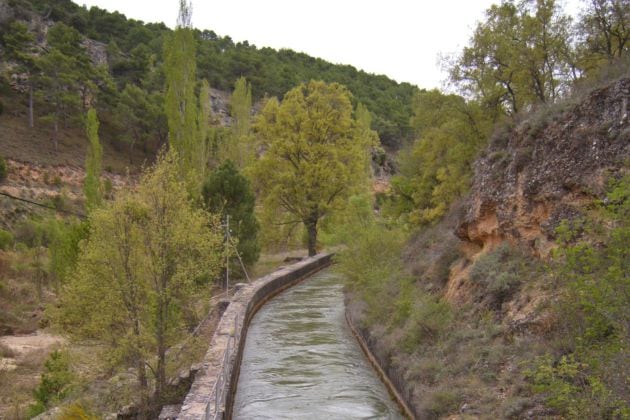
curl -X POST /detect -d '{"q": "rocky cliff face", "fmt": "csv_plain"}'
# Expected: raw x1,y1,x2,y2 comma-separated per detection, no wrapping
457,78,630,257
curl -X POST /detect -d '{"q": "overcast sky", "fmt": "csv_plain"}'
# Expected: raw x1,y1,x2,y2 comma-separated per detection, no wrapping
72,0,583,89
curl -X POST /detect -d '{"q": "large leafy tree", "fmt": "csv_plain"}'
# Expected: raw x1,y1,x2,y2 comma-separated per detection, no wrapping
578,0,630,72
449,0,573,114
253,80,371,256
57,152,223,405
388,90,491,225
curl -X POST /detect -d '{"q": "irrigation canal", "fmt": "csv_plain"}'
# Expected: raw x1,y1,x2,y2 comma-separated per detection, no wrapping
232,268,404,419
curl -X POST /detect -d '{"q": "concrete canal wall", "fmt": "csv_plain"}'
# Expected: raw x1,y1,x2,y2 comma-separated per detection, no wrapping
176,253,333,419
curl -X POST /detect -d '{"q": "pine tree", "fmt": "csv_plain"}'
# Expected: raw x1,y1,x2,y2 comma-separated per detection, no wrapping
84,108,102,212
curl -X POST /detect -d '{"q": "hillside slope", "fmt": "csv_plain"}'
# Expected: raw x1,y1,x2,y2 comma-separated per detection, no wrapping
346,76,630,418
0,0,417,150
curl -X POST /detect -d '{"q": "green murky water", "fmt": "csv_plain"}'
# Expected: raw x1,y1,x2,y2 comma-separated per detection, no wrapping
233,269,404,419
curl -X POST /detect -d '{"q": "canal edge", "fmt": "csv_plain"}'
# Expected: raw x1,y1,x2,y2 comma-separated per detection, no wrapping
345,309,416,420
176,252,333,420
224,254,333,419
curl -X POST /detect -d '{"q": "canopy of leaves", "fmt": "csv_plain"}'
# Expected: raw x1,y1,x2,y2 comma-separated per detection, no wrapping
252,80,372,255
386,90,492,226
56,152,223,398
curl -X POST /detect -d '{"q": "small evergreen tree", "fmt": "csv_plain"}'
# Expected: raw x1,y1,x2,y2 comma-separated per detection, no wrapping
202,160,260,267
28,350,73,417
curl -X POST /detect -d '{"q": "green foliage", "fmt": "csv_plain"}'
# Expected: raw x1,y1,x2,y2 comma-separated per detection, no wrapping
528,355,629,419
224,76,254,168
48,218,89,285
0,154,7,182
112,84,167,163
163,24,210,189
387,90,491,225
202,160,260,268
528,175,630,417
34,33,85,147
424,389,461,418
59,403,98,419
334,200,408,323
449,0,574,114
577,0,630,73
253,81,374,256
5,0,415,151
14,217,55,248
400,292,453,352
1,21,35,67
28,350,73,417
56,151,223,400
84,108,102,212
469,243,536,309
0,229,14,250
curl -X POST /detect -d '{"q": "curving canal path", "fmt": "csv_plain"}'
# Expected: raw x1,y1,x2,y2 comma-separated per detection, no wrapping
233,268,404,419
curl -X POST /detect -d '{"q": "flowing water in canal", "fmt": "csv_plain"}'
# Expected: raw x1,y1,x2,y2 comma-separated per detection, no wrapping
233,268,404,419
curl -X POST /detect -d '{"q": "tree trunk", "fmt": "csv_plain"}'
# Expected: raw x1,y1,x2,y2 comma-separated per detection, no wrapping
306,219,317,257
53,118,58,152
155,300,167,402
28,84,34,128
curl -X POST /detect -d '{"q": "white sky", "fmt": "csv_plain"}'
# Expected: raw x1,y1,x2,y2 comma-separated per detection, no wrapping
72,0,583,89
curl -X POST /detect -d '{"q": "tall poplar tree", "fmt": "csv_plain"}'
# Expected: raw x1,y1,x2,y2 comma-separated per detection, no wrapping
163,0,208,185
228,76,253,168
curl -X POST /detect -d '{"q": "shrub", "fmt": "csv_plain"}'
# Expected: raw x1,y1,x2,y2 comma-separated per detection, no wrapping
28,350,73,417
14,218,55,248
469,244,534,308
59,403,98,419
527,175,630,418
423,389,461,418
0,229,13,250
402,294,452,351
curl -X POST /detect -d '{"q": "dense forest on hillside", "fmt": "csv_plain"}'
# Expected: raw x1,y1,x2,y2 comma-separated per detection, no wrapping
0,0,416,151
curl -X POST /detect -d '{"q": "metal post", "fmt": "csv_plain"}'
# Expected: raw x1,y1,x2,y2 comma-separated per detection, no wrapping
225,214,229,297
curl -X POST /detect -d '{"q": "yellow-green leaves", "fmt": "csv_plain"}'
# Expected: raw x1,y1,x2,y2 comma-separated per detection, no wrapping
57,151,223,398
252,81,373,255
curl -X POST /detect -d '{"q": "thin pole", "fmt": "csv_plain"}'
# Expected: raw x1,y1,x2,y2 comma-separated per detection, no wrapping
225,214,229,297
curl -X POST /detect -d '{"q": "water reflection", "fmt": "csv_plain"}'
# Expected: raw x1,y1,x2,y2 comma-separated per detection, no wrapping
233,269,404,419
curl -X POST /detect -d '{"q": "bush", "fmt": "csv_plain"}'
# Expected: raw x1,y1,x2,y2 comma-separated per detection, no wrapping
28,350,73,417
401,293,452,351
0,154,7,182
14,218,55,248
469,244,534,309
423,389,461,418
526,175,630,418
0,229,13,250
